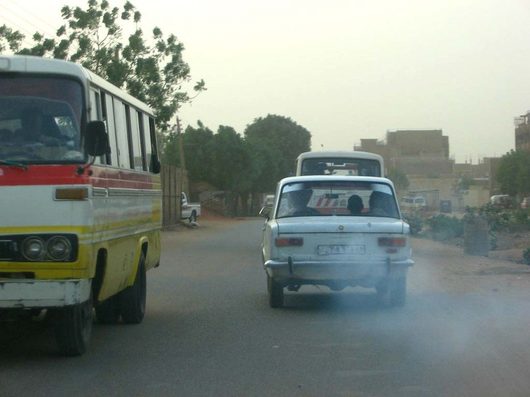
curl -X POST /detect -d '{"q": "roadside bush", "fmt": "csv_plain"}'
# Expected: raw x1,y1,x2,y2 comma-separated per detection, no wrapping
403,213,423,235
523,248,530,265
511,209,530,227
426,214,464,241
475,204,510,231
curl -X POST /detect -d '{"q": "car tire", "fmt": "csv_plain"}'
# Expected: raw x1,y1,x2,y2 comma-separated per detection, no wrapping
95,295,121,324
267,275,284,308
189,210,197,223
119,253,147,324
54,294,93,356
376,276,407,307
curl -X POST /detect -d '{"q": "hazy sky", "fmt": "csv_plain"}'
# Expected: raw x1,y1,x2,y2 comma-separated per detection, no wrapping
3,0,530,163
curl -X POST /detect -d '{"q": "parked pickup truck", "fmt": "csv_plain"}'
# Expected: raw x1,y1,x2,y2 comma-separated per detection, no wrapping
181,192,201,223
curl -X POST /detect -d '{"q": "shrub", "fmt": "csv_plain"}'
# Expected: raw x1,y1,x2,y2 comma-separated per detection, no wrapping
523,248,530,265
426,214,464,241
403,213,423,235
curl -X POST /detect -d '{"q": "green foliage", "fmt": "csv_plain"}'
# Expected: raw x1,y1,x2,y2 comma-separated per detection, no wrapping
426,214,464,241
403,213,423,235
469,204,510,231
180,122,216,182
523,248,530,265
244,114,311,192
0,25,24,52
496,150,530,197
211,126,252,192
0,0,205,132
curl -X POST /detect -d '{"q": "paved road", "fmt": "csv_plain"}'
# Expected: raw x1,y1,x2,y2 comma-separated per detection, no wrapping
2,218,530,397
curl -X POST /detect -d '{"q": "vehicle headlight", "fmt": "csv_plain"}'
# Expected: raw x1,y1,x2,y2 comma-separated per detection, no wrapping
22,237,45,261
46,236,72,261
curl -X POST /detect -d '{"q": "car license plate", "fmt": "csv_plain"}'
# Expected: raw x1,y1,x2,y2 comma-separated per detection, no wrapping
317,244,365,255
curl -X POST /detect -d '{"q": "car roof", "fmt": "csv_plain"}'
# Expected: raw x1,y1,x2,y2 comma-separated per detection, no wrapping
279,175,395,187
296,150,383,160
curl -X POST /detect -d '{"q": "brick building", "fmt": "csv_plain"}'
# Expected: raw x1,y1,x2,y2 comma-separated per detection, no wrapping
355,129,454,177
515,113,530,151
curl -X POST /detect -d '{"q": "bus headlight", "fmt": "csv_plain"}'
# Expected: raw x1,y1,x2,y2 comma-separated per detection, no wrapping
46,236,72,261
22,237,46,261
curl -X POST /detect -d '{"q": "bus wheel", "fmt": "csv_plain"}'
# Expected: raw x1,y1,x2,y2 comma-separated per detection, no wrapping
95,295,120,324
119,253,147,324
54,295,93,356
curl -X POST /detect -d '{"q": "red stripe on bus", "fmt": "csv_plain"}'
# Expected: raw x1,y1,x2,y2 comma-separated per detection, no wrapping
0,165,157,188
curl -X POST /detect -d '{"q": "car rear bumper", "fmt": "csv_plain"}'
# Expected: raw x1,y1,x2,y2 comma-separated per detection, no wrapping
264,257,413,284
0,279,91,308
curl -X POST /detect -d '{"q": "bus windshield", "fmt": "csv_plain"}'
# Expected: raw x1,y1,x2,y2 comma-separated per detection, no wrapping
0,76,84,164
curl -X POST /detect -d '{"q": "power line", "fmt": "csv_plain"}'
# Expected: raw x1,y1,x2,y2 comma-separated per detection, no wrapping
0,2,59,39
5,1,62,36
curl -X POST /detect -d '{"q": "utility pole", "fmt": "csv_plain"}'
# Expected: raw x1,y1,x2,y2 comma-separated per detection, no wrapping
176,117,186,221
177,117,186,172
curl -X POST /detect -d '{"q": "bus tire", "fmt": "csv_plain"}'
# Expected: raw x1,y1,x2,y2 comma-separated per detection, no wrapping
54,295,93,356
95,295,120,324
119,252,147,324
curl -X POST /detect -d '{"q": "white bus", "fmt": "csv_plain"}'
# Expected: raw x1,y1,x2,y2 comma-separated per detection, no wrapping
295,150,385,177
0,55,162,355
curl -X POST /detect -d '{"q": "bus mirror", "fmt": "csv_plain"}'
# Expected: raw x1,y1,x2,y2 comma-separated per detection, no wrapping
85,121,110,157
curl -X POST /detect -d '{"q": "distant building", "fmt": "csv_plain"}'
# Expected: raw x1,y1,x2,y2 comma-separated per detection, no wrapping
515,112,530,152
355,129,453,177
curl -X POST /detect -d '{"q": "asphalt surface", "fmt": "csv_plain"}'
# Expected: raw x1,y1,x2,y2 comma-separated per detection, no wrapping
2,218,530,397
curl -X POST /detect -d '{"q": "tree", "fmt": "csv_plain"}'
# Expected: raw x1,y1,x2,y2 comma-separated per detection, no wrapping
179,121,215,183
210,126,254,215
244,114,311,192
496,150,530,197
0,0,205,132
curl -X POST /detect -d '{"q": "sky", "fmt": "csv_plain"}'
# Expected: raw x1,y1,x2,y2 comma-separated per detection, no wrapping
2,0,530,163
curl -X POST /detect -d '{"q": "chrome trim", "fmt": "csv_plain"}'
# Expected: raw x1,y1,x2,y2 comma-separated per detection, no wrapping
264,258,414,268
107,188,162,197
92,187,107,197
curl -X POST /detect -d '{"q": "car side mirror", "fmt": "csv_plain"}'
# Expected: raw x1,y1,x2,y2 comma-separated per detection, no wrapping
259,206,271,219
85,121,110,157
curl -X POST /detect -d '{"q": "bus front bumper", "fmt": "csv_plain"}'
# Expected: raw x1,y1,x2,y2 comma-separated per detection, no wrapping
0,279,91,308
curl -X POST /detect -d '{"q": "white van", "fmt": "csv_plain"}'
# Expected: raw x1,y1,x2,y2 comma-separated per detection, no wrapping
401,196,427,210
295,151,384,177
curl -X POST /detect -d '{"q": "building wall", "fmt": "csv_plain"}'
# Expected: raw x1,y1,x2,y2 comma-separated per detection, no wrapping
356,129,453,177
462,185,491,208
515,118,530,151
386,130,448,157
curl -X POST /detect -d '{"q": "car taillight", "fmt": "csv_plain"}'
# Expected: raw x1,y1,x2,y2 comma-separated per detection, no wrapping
377,237,407,253
275,237,304,247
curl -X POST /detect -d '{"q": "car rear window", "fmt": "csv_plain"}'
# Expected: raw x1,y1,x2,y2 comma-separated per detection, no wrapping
277,181,399,219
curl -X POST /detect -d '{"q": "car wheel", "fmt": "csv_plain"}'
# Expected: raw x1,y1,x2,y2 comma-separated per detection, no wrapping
377,276,407,307
54,294,93,356
119,253,147,324
95,295,121,324
189,210,197,223
267,275,284,308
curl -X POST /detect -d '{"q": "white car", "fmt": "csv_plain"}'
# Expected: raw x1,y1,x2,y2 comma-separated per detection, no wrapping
260,176,414,308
